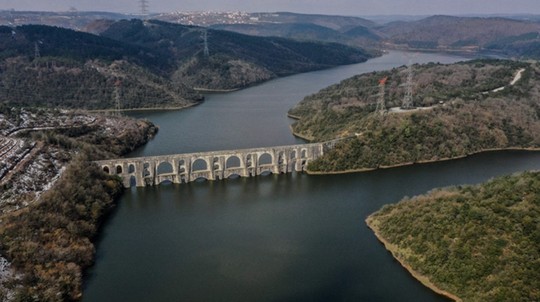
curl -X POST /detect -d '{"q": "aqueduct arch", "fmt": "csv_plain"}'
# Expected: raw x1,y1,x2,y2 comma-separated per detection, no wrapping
96,140,338,187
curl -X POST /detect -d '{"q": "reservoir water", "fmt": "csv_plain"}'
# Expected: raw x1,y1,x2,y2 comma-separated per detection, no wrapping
83,51,540,301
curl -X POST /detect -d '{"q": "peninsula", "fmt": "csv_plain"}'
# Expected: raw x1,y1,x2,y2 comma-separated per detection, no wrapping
289,59,540,173
366,171,540,301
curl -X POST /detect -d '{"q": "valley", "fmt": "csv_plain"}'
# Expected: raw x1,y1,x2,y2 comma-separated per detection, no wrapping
0,7,539,302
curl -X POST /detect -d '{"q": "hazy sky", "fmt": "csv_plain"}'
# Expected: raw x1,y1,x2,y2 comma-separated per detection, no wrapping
2,0,540,16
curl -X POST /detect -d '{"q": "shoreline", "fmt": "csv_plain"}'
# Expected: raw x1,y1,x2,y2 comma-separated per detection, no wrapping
365,216,462,302
381,44,483,57
287,115,317,142
194,87,240,93
287,113,302,120
87,101,202,113
289,125,315,142
306,147,540,175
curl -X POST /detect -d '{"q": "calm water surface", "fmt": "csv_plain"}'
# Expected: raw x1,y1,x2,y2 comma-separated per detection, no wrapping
83,51,540,302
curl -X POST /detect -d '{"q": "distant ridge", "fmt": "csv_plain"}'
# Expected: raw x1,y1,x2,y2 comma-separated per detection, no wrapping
379,15,540,58
3,11,540,58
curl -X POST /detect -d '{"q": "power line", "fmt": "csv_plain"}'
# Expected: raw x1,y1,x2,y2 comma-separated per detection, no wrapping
34,42,41,60
375,77,388,115
34,41,43,77
114,78,122,115
139,0,149,15
202,29,210,57
401,59,415,109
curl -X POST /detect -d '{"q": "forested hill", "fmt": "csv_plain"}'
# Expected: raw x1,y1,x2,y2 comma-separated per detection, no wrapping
0,21,370,109
366,171,540,301
0,24,167,71
99,19,371,90
0,24,201,110
289,59,540,172
207,12,382,49
380,15,540,58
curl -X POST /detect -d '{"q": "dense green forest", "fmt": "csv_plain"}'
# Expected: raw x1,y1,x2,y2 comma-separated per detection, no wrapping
366,171,540,301
288,60,540,172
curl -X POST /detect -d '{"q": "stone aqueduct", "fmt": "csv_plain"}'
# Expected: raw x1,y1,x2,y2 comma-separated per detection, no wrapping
96,141,338,188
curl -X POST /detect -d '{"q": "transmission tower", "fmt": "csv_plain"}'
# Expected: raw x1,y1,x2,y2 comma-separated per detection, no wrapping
33,41,42,71
34,42,41,60
202,30,210,57
375,77,388,115
114,79,122,115
401,59,415,109
139,0,149,15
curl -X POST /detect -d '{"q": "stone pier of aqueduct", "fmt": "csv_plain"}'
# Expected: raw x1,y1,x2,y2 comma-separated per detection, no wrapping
96,142,336,188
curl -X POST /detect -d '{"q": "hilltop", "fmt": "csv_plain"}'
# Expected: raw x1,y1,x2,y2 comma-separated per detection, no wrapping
288,59,540,172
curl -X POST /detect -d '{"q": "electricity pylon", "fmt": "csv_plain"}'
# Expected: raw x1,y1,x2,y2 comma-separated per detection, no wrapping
375,77,388,115
139,0,149,15
114,78,122,115
202,30,210,57
401,59,415,109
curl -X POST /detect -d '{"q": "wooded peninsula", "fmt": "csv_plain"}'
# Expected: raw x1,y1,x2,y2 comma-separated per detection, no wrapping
289,59,540,173
366,171,540,301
